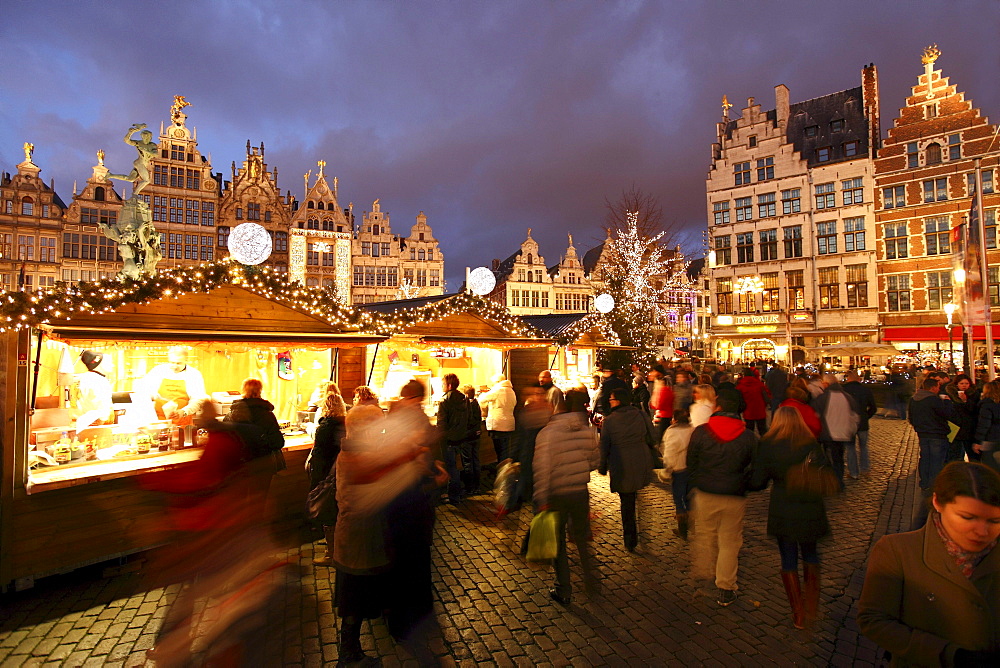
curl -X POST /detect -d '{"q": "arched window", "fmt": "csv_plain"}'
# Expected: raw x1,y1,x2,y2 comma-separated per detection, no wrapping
527,253,533,265
317,202,325,210
307,201,315,209
322,219,333,231
527,271,533,283
94,187,106,201
926,142,942,165
20,196,33,216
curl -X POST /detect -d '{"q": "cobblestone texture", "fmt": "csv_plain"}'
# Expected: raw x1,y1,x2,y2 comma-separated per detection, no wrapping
0,418,916,666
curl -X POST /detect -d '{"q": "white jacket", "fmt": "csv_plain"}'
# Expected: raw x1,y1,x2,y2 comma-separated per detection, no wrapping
690,400,714,428
480,380,516,432
662,423,694,472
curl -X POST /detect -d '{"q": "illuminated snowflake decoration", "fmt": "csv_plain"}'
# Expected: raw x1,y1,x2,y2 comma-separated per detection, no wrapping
594,293,615,313
468,267,497,296
228,223,272,265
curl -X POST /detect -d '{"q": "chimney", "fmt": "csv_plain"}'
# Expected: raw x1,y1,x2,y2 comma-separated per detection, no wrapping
774,84,790,127
862,63,881,154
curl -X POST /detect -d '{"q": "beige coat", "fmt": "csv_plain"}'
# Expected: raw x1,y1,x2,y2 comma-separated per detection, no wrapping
857,521,1000,666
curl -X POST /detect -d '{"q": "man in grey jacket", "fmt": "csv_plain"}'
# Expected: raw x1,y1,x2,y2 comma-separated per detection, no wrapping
533,389,600,605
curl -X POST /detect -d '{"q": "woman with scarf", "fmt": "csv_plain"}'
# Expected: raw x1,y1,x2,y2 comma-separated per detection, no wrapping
858,461,1000,666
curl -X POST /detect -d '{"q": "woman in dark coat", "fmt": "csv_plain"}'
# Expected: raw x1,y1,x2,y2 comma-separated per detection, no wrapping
599,387,655,552
945,374,980,463
225,378,285,493
308,388,347,566
751,406,830,630
974,379,1000,472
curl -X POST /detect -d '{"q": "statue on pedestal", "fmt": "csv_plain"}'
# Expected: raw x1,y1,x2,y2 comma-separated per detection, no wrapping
101,123,163,279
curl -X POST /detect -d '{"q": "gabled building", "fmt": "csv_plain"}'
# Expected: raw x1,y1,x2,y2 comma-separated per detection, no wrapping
0,144,67,290
875,46,1000,365
486,230,593,316
218,141,294,272
705,65,881,363
62,151,123,283
288,163,352,298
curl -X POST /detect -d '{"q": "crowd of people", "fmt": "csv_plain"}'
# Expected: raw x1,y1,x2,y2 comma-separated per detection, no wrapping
143,358,999,665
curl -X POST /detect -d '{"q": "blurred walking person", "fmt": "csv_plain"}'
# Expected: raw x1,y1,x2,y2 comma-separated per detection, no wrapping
751,407,830,629
662,408,695,540
308,386,347,566
842,370,877,478
599,387,655,551
533,389,600,604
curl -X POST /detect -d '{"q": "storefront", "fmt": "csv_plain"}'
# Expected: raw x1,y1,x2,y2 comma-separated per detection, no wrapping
358,293,552,408
0,264,383,590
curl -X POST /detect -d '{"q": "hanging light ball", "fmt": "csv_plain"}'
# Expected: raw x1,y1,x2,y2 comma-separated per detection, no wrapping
228,223,272,265
594,293,615,313
468,267,496,296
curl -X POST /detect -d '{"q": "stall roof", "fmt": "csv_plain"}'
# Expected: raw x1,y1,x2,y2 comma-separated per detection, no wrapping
44,325,385,348
358,294,454,313
521,313,590,337
417,334,552,349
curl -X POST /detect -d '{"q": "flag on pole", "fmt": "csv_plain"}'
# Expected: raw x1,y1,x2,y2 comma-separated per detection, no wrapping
964,189,986,325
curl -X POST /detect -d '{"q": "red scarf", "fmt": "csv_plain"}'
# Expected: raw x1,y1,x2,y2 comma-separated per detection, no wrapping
931,510,997,578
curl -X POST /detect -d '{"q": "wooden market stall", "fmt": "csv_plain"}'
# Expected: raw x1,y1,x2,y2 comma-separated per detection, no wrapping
0,264,383,590
522,312,621,387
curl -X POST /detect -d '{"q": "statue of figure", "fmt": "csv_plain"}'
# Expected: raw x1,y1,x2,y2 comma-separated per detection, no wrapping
170,95,191,125
97,149,105,166
921,44,941,65
107,123,157,196
23,142,34,162
99,214,141,279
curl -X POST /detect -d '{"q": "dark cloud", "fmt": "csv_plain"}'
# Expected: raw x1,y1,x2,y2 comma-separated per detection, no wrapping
2,0,998,288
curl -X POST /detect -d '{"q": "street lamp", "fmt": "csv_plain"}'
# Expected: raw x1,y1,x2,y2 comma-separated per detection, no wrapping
944,302,957,374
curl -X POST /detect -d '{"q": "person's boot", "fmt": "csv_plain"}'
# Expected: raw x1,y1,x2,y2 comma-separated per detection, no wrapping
673,513,689,540
313,525,335,566
803,562,821,627
337,616,367,666
780,570,805,629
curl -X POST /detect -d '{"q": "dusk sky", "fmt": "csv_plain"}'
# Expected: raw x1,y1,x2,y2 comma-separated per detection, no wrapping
2,1,998,289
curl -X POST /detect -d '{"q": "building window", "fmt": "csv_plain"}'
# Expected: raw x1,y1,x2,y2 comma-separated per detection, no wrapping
846,264,868,308
816,147,831,162
986,209,997,250
0,234,12,260
712,201,730,225
382,242,391,256
781,189,801,214
830,119,845,132
989,266,1000,307
365,267,376,286
713,235,732,265
353,266,363,286
759,229,778,261
62,233,79,259
842,178,863,205
737,278,756,313
371,243,380,258
375,266,387,287
844,141,859,157
735,197,752,222
756,157,774,181
416,269,427,287
184,234,199,260
968,171,995,195
844,217,866,251
170,144,185,161
306,243,319,266
388,267,398,286
819,267,839,309
736,233,754,263
949,134,961,161
925,143,942,165
169,198,183,223
761,272,779,311
154,165,168,186
925,103,938,119
884,222,908,259
783,226,802,258
886,274,911,311
185,199,200,225
757,192,776,218
927,271,953,310
430,269,440,287
201,237,213,261
217,226,230,248
805,126,818,138
748,135,757,148
321,246,334,266
717,278,733,315
907,142,919,169
817,221,837,255
882,185,906,209
786,270,805,310
21,197,33,216
170,167,184,188
17,235,35,260
361,242,370,255
924,216,951,255
186,169,200,190
815,183,835,209
418,249,426,261
734,161,750,186
923,178,948,202
39,237,56,263
247,202,260,220
201,202,214,226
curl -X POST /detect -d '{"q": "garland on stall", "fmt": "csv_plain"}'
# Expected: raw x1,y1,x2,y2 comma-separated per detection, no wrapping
0,260,376,332
550,311,622,348
367,291,549,339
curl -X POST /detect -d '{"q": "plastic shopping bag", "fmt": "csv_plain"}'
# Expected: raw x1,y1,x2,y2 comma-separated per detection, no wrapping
526,510,559,561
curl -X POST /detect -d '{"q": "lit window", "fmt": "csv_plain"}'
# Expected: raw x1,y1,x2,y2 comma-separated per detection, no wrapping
846,264,868,308
818,267,839,308
884,223,908,259
924,216,951,255
713,235,732,265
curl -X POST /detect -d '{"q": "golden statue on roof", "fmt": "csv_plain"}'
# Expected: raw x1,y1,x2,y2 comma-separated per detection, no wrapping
921,44,941,65
23,142,34,162
722,94,733,117
170,95,191,125
97,149,105,166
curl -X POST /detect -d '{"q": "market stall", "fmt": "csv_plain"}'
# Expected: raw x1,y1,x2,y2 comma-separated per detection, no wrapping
521,312,618,388
0,263,382,590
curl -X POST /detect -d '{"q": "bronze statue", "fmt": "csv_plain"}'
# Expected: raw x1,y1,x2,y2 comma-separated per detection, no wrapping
107,123,157,196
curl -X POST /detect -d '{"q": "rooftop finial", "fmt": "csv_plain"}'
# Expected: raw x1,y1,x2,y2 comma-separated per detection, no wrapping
317,159,326,176
722,94,733,118
170,95,191,125
921,44,941,66
97,149,105,166
23,142,34,163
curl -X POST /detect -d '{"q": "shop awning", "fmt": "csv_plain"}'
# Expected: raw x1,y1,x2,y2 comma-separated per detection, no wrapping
883,325,990,342
43,325,387,348
417,335,552,350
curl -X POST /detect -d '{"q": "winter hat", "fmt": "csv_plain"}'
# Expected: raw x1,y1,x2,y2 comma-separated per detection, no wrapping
80,350,103,371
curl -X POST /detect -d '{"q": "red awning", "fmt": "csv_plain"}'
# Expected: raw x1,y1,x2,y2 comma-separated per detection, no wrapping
882,325,992,342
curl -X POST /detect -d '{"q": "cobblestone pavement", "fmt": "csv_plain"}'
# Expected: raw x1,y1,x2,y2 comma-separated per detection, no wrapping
0,418,920,667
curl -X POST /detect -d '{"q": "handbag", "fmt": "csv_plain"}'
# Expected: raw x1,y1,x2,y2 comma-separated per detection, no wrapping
306,472,337,521
525,510,559,561
786,445,840,498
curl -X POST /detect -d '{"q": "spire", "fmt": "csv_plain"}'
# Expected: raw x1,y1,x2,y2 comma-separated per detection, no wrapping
317,159,326,177
722,94,732,119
